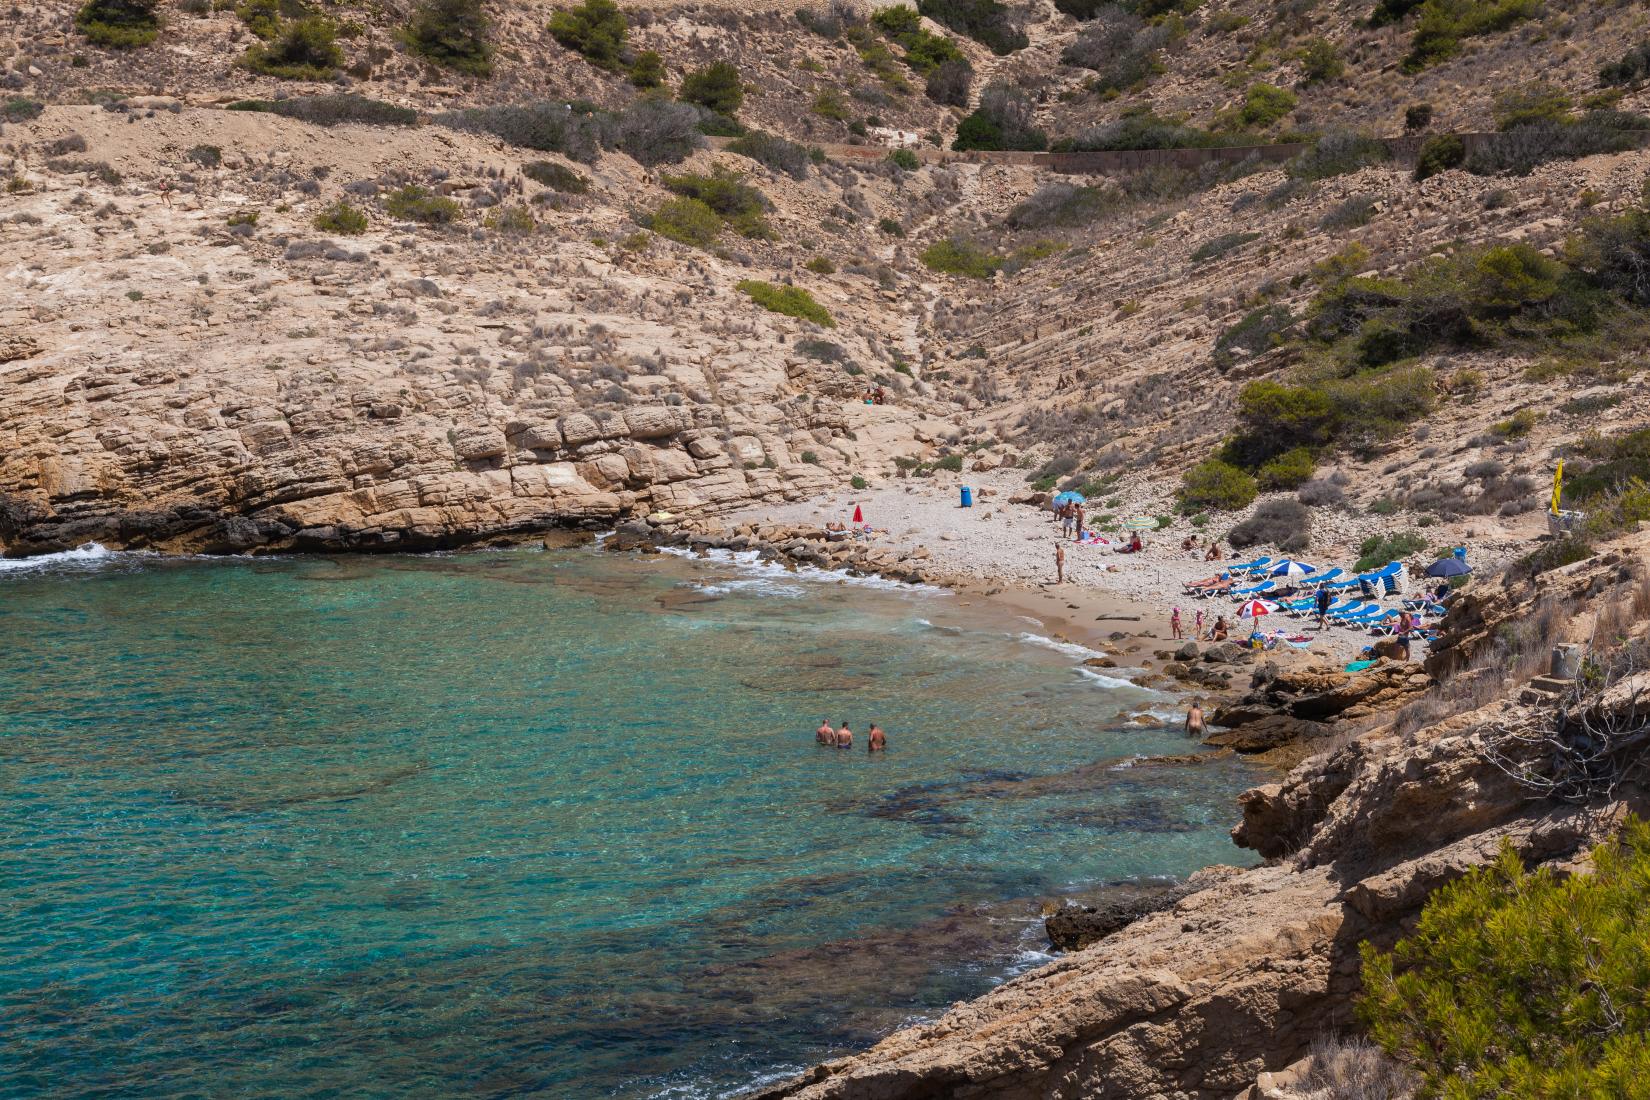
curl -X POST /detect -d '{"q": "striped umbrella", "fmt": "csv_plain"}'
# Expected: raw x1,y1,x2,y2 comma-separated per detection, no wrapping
1123,516,1158,531
1237,599,1279,618
1268,560,1317,580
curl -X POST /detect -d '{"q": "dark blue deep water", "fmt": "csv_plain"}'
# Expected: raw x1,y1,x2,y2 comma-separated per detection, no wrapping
0,544,1260,1098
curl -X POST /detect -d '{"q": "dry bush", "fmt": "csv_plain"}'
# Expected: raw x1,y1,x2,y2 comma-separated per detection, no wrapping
1298,1034,1418,1100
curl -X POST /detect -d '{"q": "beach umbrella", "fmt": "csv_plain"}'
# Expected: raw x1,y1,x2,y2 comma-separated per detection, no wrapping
852,504,864,524
1052,491,1086,507
1123,516,1157,531
1237,599,1278,618
1425,556,1471,578
1268,560,1317,580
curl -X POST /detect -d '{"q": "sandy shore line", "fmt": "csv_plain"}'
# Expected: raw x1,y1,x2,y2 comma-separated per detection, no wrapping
723,471,1394,663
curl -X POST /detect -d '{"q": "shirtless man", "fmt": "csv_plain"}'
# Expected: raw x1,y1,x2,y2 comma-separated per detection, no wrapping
836,722,853,748
867,724,886,752
817,719,835,745
1184,700,1206,739
1054,542,1066,585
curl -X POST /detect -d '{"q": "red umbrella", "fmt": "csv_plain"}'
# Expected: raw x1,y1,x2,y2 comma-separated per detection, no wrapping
852,505,863,524
1236,599,1278,618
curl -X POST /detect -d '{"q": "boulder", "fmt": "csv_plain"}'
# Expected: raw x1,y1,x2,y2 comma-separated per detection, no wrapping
452,426,506,461
1204,714,1332,753
518,422,563,451
1045,881,1197,951
624,406,692,439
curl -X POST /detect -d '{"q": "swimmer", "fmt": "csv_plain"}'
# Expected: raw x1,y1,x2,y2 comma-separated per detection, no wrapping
868,724,886,752
817,719,835,745
836,722,853,749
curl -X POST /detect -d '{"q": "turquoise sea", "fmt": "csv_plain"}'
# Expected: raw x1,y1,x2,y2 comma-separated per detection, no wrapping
0,543,1261,1098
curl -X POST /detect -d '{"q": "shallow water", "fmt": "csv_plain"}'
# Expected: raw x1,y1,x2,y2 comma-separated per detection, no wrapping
0,545,1261,1098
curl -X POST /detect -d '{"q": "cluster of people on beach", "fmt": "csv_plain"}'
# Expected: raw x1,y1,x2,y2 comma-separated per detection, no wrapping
816,720,887,752
1169,607,1229,642
860,387,886,405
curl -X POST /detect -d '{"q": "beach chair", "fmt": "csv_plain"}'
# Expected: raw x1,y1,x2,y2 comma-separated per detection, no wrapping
1310,567,1346,586
1340,607,1391,628
1229,556,1272,576
1230,579,1277,598
1278,597,1316,616
1182,573,1224,593
1328,602,1374,623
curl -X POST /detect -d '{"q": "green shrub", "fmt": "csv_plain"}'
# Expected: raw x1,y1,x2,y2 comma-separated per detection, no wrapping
804,256,835,274
953,83,1047,150
1414,133,1465,179
313,199,367,234
871,4,921,36
737,280,835,326
800,450,820,465
1257,447,1316,490
1179,459,1258,511
936,453,964,472
523,160,588,193
385,184,461,224
1601,42,1650,88
1297,37,1343,84
627,49,665,88
241,16,343,79
402,0,491,76
1402,0,1539,73
877,216,905,237
649,196,722,247
679,61,743,115
888,148,920,170
438,101,606,163
482,203,534,234
1361,820,1650,1096
1564,428,1650,502
1213,305,1294,372
1491,407,1537,438
228,94,416,126
850,474,868,490
660,168,771,238
1517,533,1595,576
1404,102,1433,130
76,0,160,47
548,0,626,70
726,130,810,179
185,143,222,168
227,209,259,227
811,89,851,120
1353,529,1426,570
1288,131,1391,180
1218,83,1296,130
1190,231,1260,264
235,0,283,39
920,238,1003,279
2,97,44,121
918,0,1026,54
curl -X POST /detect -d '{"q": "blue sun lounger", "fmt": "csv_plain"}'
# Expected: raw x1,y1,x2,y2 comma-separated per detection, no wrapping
1230,579,1278,598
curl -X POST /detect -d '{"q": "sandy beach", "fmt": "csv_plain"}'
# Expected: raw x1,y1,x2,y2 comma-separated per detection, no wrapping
725,468,1458,664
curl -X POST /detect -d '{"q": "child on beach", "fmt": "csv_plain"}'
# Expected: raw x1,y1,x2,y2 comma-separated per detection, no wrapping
1170,607,1182,640
1195,609,1205,640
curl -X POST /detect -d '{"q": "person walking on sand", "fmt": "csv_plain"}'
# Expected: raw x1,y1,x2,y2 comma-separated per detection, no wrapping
1170,606,1183,640
1060,503,1075,539
1184,700,1206,738
1315,583,1332,631
1054,542,1066,585
1194,608,1205,641
817,719,835,745
1074,503,1085,542
868,724,886,752
836,722,853,749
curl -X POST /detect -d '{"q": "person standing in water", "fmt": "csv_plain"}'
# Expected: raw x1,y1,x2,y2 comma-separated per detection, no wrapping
836,722,853,748
1054,542,1066,585
817,719,835,745
868,724,886,752
1184,699,1206,738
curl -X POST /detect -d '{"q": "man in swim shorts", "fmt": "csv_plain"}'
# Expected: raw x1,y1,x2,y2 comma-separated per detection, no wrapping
836,722,853,748
817,719,835,745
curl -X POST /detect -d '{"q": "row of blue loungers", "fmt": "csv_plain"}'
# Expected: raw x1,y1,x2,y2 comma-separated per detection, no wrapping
1186,557,1444,637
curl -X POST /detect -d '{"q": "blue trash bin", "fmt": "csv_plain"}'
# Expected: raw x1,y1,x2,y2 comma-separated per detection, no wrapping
960,486,973,508
1453,546,1467,562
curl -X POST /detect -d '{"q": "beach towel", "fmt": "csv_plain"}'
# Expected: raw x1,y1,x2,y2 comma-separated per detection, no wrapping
1344,659,1376,673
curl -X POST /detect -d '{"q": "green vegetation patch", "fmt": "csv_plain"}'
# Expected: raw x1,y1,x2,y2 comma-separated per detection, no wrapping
314,199,368,234
659,168,772,239
402,0,492,77
1216,82,1296,131
1399,0,1539,73
679,61,744,116
920,238,1003,279
226,95,416,127
1190,231,1260,264
1352,529,1426,570
523,160,588,193
76,0,160,47
1178,458,1258,512
649,196,721,247
385,184,461,224
1361,819,1650,1095
548,0,627,71
737,280,835,326
1287,131,1391,180
918,0,1026,54
240,16,343,79
726,131,810,179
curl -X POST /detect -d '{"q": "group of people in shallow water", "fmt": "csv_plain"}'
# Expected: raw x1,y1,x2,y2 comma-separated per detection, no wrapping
816,720,887,752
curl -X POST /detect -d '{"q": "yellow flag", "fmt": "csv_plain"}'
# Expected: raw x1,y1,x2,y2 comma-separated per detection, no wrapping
1551,460,1563,514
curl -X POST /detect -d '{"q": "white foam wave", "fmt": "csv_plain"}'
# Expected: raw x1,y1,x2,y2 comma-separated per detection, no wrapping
0,542,127,574
1014,631,1105,661
656,544,947,596
1076,667,1138,690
